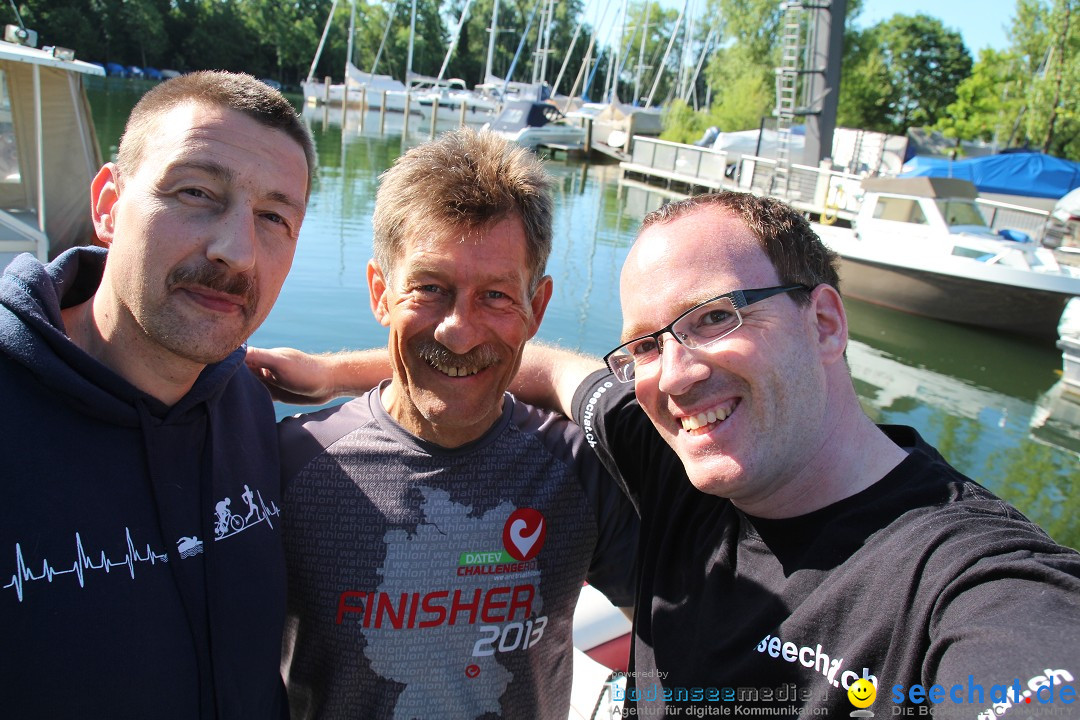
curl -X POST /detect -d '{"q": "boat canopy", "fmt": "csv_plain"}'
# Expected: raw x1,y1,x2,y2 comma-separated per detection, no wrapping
900,152,1080,200
0,41,103,262
489,100,566,133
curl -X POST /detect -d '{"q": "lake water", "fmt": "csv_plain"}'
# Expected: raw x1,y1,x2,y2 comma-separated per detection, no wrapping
86,79,1079,549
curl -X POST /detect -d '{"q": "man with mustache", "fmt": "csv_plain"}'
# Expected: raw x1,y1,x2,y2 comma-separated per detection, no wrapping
0,72,314,718
263,128,636,719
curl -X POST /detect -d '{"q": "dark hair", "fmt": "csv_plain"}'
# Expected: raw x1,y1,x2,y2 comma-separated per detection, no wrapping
116,71,316,199
373,128,553,292
640,191,840,302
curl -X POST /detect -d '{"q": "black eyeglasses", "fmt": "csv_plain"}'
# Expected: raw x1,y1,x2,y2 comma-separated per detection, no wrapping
604,285,810,382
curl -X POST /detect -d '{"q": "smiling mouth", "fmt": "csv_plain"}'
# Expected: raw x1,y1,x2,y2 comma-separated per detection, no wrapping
417,340,499,378
426,359,485,377
679,399,738,433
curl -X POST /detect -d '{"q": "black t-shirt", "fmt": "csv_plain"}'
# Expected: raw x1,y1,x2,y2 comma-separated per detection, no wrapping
573,369,1080,718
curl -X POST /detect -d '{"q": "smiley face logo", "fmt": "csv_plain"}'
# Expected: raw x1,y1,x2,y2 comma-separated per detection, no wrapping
848,678,876,708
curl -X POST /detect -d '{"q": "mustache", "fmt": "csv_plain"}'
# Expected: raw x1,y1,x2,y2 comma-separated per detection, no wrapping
416,340,500,369
168,263,257,311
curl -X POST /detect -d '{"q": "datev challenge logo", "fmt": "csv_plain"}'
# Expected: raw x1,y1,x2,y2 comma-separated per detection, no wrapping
457,508,547,576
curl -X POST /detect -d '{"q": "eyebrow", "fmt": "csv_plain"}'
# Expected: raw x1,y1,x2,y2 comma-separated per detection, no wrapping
167,160,306,215
406,264,529,292
619,291,734,342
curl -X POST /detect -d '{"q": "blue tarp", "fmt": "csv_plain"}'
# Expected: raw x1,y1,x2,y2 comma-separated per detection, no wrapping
899,152,1080,199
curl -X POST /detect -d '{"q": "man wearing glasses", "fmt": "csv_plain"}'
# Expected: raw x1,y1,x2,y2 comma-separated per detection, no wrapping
250,191,1080,717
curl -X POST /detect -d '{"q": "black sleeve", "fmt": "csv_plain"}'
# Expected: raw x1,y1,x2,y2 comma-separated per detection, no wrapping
572,369,671,515
579,458,640,608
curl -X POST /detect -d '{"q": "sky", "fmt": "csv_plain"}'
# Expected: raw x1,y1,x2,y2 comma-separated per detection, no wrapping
583,0,1015,55
856,0,1013,52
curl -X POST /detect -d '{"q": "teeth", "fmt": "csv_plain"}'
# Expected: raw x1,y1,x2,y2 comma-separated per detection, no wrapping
680,404,732,432
431,361,480,377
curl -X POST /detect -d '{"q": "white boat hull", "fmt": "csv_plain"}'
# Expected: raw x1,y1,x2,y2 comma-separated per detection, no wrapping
815,224,1080,338
302,82,411,113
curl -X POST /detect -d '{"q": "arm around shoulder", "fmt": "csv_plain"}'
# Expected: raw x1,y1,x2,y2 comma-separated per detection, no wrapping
512,341,605,421
245,346,392,405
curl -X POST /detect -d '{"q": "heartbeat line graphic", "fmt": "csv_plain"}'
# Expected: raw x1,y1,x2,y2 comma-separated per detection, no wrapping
4,527,170,603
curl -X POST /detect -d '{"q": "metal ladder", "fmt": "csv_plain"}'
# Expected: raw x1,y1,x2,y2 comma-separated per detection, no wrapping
773,1,804,196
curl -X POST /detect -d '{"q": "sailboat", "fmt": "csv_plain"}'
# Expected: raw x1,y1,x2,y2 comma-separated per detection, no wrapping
301,0,410,112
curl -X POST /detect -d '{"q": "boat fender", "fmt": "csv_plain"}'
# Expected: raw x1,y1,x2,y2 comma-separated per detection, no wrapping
997,228,1032,243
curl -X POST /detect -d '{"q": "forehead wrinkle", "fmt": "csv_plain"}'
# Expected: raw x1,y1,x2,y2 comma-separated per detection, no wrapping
403,259,526,289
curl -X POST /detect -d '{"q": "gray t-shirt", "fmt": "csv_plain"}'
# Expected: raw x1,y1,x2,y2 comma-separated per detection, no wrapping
279,384,638,720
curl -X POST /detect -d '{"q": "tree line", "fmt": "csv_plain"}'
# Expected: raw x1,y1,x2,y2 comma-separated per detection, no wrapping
12,0,1079,161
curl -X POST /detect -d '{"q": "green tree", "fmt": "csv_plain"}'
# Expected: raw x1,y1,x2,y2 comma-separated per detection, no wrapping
934,48,1026,148
840,13,972,134
1013,0,1079,158
931,0,1079,160
835,26,895,131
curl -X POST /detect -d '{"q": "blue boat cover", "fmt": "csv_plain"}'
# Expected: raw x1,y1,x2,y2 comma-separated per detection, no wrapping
899,152,1080,199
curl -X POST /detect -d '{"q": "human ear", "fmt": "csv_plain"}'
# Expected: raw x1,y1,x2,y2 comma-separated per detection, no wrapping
809,284,848,363
526,275,553,338
90,163,120,247
367,259,391,327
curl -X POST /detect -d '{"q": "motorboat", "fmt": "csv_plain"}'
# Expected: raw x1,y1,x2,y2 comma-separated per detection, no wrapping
812,177,1080,339
485,99,585,151
412,79,498,121
0,39,104,269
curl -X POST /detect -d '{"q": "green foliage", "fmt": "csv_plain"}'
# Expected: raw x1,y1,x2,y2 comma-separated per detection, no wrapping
934,48,1025,146
934,0,1079,160
702,0,781,120
838,13,972,134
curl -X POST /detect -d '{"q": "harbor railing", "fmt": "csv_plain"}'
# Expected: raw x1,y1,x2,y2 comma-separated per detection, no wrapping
620,136,1051,240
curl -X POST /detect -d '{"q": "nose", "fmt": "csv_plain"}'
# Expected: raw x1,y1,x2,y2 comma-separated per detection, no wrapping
655,334,710,396
433,295,482,355
206,206,257,273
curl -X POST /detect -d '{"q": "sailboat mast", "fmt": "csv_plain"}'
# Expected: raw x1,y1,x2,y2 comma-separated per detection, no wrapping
370,0,400,75
485,0,500,82
645,0,686,108
306,0,341,84
407,0,417,85
436,0,475,83
610,0,628,102
345,0,356,79
633,0,650,105
539,0,554,85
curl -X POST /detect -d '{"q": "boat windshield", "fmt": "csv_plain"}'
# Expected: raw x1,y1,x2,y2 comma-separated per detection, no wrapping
936,199,987,228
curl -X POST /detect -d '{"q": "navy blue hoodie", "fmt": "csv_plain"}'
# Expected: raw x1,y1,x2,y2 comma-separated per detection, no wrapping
0,248,287,719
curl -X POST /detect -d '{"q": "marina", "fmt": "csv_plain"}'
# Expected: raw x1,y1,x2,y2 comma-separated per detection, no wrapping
87,81,1080,550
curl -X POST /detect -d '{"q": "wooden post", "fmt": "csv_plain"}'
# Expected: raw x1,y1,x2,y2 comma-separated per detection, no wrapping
403,92,411,135
459,100,467,128
584,117,593,154
358,86,366,131
323,76,331,105
380,91,387,132
430,97,439,139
